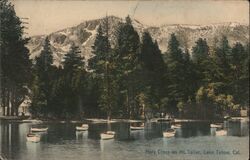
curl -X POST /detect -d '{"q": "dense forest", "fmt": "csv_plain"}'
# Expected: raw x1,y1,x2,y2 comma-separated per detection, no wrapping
0,0,249,120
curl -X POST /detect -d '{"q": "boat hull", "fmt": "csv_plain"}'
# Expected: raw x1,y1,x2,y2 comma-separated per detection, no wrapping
100,131,115,140
163,130,176,138
171,124,181,129
210,124,223,128
76,126,88,131
130,126,144,130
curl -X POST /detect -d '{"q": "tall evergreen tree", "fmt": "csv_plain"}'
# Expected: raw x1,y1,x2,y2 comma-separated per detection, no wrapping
114,15,140,118
30,37,54,117
89,25,110,74
230,42,248,106
0,0,31,116
192,38,209,63
240,44,249,107
192,38,210,84
61,43,86,118
164,33,185,114
182,49,197,101
89,17,118,120
214,36,232,86
139,32,165,113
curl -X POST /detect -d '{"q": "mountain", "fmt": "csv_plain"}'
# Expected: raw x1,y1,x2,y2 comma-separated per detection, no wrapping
147,22,249,52
27,16,249,66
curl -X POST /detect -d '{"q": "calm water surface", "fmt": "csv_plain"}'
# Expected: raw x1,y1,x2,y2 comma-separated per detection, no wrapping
0,120,249,160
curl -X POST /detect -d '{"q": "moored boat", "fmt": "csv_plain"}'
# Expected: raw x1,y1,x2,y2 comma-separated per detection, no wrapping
130,126,144,130
163,128,176,138
26,133,41,143
224,115,231,120
76,124,89,131
100,131,115,140
171,124,181,129
130,123,144,130
31,127,48,132
210,123,223,128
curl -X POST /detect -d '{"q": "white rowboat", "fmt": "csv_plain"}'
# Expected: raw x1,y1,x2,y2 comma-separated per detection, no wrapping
210,123,223,128
100,131,115,140
224,116,231,120
130,123,144,130
130,126,144,130
171,124,181,129
26,133,41,143
76,124,89,131
31,127,48,132
163,129,176,138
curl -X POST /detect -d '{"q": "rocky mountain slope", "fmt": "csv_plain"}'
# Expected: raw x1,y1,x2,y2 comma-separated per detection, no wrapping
27,16,249,66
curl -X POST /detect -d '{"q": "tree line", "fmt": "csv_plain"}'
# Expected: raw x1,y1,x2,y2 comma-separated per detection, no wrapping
1,0,249,120
29,16,249,120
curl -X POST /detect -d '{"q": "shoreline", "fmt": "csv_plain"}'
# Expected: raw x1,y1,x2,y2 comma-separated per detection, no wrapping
0,116,248,124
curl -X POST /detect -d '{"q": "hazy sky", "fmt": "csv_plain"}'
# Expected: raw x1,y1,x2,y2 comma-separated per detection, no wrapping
12,0,249,36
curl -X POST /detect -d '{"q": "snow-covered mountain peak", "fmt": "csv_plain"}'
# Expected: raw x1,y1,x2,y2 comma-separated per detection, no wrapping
27,16,249,66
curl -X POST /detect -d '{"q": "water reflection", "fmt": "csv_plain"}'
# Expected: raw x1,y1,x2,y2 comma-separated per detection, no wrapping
178,122,211,138
75,131,88,140
0,119,249,160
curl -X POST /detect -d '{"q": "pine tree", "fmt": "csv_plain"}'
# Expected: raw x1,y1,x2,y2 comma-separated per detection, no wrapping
61,43,86,117
62,43,84,95
140,32,164,71
63,43,83,71
214,36,232,85
139,31,165,113
182,49,197,101
89,17,117,120
89,25,110,74
192,38,210,85
192,38,209,63
35,37,53,75
230,42,248,106
30,37,54,116
0,0,31,116
164,33,185,114
114,15,140,118
240,44,249,107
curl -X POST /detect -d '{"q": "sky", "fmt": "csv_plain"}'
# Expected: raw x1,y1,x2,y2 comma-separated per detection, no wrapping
11,0,249,36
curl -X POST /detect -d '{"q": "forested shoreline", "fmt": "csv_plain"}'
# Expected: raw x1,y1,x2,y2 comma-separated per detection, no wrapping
1,0,249,120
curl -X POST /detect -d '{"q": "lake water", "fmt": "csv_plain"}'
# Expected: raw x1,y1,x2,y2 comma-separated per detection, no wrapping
0,120,249,160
